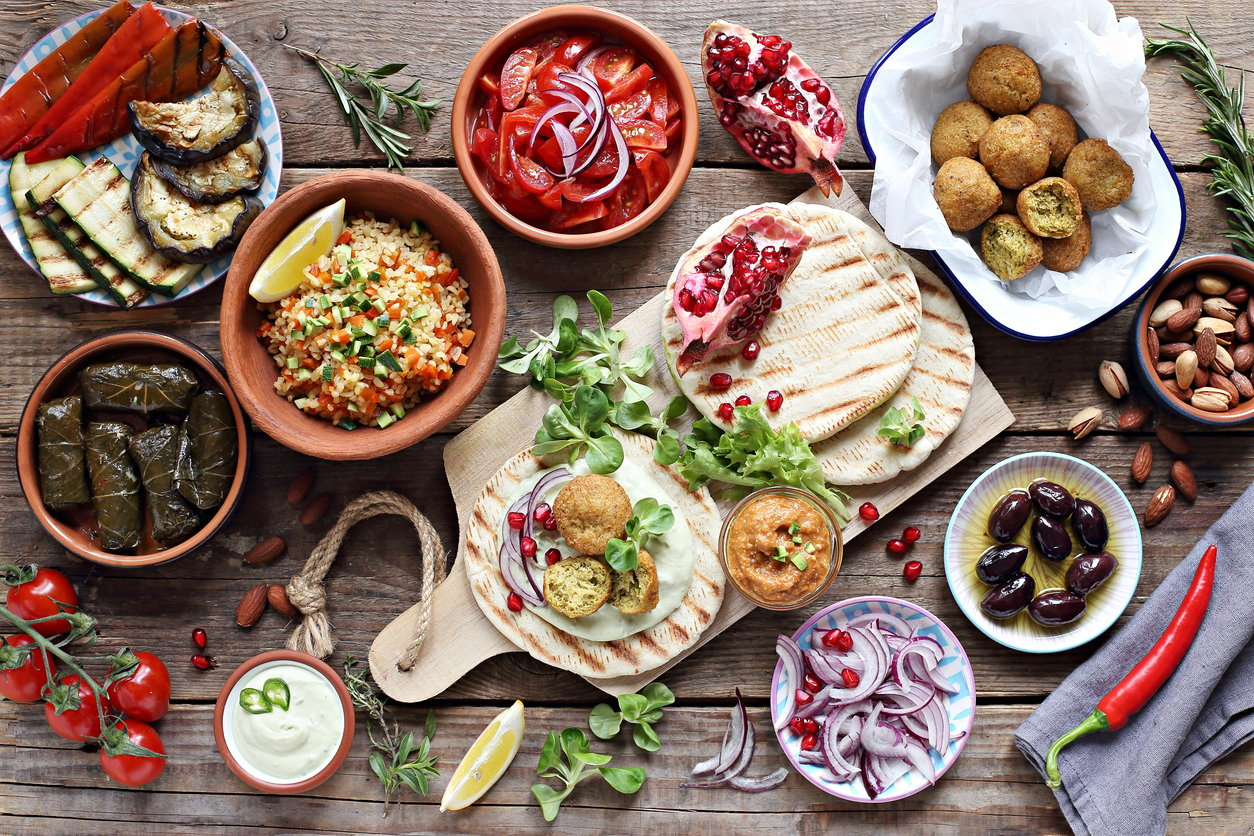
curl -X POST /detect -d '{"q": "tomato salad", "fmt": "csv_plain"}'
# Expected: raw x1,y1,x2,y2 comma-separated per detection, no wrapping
469,30,680,233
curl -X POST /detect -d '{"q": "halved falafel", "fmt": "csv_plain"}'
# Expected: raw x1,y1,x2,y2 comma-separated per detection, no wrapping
610,549,660,615
544,556,612,618
1017,177,1083,238
933,157,1001,232
966,44,1042,115
981,213,1044,281
553,474,632,555
1041,211,1093,272
979,115,1050,189
1063,138,1133,211
930,100,993,165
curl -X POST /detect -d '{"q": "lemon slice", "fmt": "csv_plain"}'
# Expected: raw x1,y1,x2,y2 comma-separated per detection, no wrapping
439,700,525,812
248,198,346,302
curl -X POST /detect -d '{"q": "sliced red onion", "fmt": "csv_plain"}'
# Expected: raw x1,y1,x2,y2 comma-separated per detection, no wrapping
728,767,788,793
849,612,911,636
576,45,612,75
715,688,748,774
577,118,629,203
797,749,827,766
794,685,831,719
686,689,790,793
497,468,571,606
774,636,804,730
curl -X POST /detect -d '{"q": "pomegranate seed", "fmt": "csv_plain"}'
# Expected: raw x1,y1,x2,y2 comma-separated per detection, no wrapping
717,402,735,421
192,627,207,650
507,592,524,612
742,340,761,361
903,560,923,582
840,668,860,688
533,503,551,523
543,515,558,531
735,394,752,407
903,526,921,544
801,732,818,751
803,718,819,734
859,502,880,522
789,717,807,736
766,390,784,411
803,672,822,693
710,372,733,392
545,548,562,566
823,629,854,652
520,536,537,559
507,511,525,530
794,688,813,706
190,654,217,671
887,538,909,555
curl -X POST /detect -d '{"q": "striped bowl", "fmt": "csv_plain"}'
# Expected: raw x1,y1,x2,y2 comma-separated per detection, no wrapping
944,452,1142,653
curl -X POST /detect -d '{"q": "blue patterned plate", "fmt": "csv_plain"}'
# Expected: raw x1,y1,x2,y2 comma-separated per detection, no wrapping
0,5,283,307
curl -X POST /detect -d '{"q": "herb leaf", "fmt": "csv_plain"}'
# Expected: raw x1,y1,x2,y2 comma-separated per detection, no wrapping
604,498,675,572
586,682,674,751
532,728,644,821
877,397,927,448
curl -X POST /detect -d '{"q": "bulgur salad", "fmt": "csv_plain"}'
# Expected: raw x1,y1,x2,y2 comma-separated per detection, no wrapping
256,213,473,429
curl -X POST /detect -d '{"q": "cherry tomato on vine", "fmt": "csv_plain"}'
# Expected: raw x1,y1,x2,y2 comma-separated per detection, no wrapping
0,634,55,702
106,651,171,723
99,719,166,787
45,673,109,741
6,567,79,637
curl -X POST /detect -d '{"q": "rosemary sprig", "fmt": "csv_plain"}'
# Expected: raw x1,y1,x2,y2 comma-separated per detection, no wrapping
285,44,441,170
342,654,439,815
1146,21,1254,258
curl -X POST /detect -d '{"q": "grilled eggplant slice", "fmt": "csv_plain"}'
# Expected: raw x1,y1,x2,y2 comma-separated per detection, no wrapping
131,153,260,263
152,138,267,203
128,58,258,165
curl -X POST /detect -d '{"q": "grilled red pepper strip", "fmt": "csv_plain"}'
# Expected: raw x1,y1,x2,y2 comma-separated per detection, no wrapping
25,20,224,165
0,0,135,152
1044,544,1217,788
4,3,172,158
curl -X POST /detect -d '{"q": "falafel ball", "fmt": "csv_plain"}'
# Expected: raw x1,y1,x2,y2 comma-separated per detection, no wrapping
1041,211,1093,272
553,474,632,555
1016,176,1083,238
979,115,1050,189
933,157,1002,232
966,44,1042,115
930,100,993,165
1027,103,1078,170
1063,138,1134,211
981,213,1044,281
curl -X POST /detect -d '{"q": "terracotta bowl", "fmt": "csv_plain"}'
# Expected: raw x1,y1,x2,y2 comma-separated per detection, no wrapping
220,171,506,459
213,650,355,794
451,4,699,249
1130,253,1254,427
16,330,251,569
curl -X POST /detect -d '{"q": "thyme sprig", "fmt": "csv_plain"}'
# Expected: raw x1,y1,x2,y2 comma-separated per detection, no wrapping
285,44,441,170
1146,21,1254,258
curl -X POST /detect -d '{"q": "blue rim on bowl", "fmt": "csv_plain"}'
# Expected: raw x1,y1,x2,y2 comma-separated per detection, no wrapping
856,14,1186,342
943,452,1142,654
770,595,976,803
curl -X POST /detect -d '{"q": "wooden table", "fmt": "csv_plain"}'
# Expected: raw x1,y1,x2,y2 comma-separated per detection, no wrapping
2,1,1252,832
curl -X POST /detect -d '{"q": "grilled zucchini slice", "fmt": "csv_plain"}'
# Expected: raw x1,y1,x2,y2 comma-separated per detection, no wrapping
9,153,97,295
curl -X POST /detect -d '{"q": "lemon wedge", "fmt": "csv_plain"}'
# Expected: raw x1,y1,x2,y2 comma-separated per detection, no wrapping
439,700,525,812
248,198,346,302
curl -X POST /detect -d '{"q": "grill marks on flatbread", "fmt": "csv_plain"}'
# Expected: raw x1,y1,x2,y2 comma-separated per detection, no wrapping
817,269,975,485
662,204,923,442
463,432,725,679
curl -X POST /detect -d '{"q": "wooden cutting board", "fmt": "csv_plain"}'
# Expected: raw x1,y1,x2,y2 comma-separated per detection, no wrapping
369,183,1015,702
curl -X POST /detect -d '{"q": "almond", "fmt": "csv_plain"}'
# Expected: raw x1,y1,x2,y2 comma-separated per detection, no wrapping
1068,406,1103,440
1235,342,1254,373
1166,307,1201,332
1171,460,1198,503
1098,360,1130,400
268,584,299,619
286,467,317,506
1236,312,1253,343
1159,342,1192,360
1149,298,1182,327
236,583,268,628
1145,484,1176,527
1232,370,1254,401
1196,328,1217,369
1203,297,1238,323
300,493,332,526
1161,380,1193,401
1227,285,1250,306
1210,373,1240,407
1175,350,1198,389
1191,387,1231,413
1196,273,1231,296
1163,277,1196,299
243,536,286,565
1155,425,1191,456
1131,442,1153,483
1194,367,1211,389
1118,405,1153,430
1155,360,1176,380
1147,327,1160,361
1213,344,1236,376
1183,291,1205,311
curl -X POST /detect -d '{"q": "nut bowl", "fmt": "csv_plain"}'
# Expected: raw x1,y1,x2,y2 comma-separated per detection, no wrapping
1131,252,1254,427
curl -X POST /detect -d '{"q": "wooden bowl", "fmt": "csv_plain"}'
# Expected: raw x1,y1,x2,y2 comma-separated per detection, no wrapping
1131,253,1254,427
220,171,506,459
16,330,252,568
451,5,699,249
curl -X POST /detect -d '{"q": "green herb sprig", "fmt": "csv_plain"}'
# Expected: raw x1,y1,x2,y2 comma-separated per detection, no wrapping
604,498,675,572
531,728,645,821
588,682,675,752
878,397,927,448
285,44,441,170
343,654,439,815
1146,21,1254,257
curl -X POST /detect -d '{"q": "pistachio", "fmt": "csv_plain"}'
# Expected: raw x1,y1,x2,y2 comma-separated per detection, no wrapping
1194,316,1236,339
1068,406,1103,440
1196,328,1217,369
1149,298,1183,328
1191,387,1231,412
1098,360,1130,400
1196,272,1231,296
1175,350,1198,390
1202,297,1238,322
1213,344,1236,376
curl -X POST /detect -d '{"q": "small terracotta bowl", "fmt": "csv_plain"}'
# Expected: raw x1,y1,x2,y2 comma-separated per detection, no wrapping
16,330,251,568
451,4,699,249
1130,253,1254,427
214,650,355,794
220,171,506,459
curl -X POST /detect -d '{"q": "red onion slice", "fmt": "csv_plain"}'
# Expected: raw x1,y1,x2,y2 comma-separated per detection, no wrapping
576,118,629,203
849,612,912,636
686,689,789,793
576,45,612,75
728,767,789,793
774,636,804,730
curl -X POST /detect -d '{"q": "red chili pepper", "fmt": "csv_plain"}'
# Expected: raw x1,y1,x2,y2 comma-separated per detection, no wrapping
1044,544,1217,788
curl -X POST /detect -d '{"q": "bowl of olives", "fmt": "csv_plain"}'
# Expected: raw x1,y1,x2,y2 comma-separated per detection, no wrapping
943,451,1142,653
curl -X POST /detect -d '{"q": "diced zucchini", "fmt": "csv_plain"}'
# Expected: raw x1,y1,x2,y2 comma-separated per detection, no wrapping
376,412,394,429
9,154,96,295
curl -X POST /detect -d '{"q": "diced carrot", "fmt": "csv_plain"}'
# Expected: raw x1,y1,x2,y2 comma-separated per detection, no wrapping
348,315,366,327
424,250,439,266
454,354,469,366
337,230,353,245
387,302,403,319
458,329,475,347
404,347,422,365
301,357,318,370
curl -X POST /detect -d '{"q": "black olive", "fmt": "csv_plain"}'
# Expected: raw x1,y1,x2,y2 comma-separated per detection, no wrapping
1066,552,1119,597
1029,480,1075,518
1032,514,1073,561
1028,589,1087,625
1072,499,1109,553
976,543,1029,585
988,490,1031,542
980,573,1035,619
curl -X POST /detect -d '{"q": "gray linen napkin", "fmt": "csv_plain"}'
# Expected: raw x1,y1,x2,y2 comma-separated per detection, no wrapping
1015,480,1254,835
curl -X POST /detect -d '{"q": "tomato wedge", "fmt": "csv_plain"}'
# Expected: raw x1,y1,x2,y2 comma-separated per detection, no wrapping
561,178,608,203
553,199,609,230
665,116,683,146
529,30,568,62
603,168,647,229
557,33,601,66
499,47,539,111
632,150,671,203
499,173,552,224
592,48,639,91
618,119,668,152
646,78,669,125
609,91,651,121
534,61,577,96
498,106,544,176
509,141,556,194
538,183,565,211
478,72,501,99
582,140,623,179
606,64,652,103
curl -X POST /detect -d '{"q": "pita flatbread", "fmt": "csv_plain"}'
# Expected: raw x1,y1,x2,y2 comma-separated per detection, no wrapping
463,431,725,679
818,267,975,484
661,204,922,442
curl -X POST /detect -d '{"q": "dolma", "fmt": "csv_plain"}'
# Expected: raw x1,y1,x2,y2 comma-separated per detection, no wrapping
176,390,238,510
85,422,141,552
36,396,91,509
129,425,200,546
78,362,198,415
